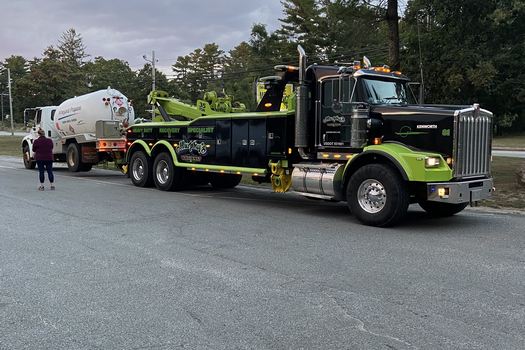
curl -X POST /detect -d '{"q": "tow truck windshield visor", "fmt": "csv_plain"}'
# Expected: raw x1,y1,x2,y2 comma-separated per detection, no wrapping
362,78,416,105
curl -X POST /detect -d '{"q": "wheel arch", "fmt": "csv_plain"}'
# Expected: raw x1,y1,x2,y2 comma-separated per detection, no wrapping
151,140,178,164
343,151,409,191
126,140,151,163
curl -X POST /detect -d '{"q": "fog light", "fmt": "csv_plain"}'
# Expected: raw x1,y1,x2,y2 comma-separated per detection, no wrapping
425,156,441,168
438,187,449,198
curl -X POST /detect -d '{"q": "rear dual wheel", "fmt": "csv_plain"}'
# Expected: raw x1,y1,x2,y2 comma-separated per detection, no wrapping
67,143,92,172
153,152,185,191
130,150,153,187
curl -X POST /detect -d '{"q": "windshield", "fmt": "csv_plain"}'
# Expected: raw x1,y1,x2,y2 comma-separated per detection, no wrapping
362,78,416,105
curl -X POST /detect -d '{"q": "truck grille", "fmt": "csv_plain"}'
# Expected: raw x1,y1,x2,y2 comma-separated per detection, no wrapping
453,105,492,179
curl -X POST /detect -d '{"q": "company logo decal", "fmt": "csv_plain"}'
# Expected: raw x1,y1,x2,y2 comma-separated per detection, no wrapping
395,125,428,138
176,139,209,162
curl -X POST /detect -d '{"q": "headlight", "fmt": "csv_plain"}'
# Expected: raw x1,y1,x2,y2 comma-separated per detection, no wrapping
425,156,441,168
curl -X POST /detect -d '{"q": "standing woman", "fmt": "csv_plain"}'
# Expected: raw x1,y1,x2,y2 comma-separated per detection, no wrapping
32,128,55,191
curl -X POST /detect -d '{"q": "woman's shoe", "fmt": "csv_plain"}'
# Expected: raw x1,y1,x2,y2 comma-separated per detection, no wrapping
38,185,44,191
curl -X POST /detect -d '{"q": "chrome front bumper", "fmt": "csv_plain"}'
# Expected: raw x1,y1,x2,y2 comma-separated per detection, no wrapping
427,178,494,204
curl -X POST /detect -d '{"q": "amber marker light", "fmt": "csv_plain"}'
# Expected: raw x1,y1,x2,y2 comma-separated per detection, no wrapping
191,167,196,171
236,171,241,175
322,154,329,158
373,138,382,145
264,103,272,108
346,154,352,159
288,148,292,154
253,173,259,176
334,154,341,159
220,170,225,173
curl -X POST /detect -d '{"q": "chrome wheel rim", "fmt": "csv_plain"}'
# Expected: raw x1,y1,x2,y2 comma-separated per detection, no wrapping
156,160,169,185
132,158,145,181
68,150,76,167
357,179,386,213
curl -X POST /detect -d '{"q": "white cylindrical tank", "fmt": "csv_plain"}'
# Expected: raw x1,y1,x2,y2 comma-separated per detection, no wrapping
54,87,133,137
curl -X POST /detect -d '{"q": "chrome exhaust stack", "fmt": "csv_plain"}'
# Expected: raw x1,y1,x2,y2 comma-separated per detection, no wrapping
295,45,309,158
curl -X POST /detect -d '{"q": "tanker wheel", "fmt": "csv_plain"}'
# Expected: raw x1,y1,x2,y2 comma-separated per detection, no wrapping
66,143,83,172
210,173,242,189
23,144,35,169
153,152,185,191
346,163,409,227
418,201,468,217
129,150,153,187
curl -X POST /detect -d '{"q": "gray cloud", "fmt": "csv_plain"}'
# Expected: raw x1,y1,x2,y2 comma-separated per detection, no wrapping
0,0,283,73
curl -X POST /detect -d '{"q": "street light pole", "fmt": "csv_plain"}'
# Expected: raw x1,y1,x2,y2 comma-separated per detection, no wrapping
7,68,14,136
143,50,157,119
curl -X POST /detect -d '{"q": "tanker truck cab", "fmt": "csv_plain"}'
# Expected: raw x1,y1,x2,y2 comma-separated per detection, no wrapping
22,106,59,169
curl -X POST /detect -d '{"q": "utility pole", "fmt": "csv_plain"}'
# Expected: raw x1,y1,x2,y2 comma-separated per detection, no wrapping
0,93,4,128
143,50,157,119
7,68,14,136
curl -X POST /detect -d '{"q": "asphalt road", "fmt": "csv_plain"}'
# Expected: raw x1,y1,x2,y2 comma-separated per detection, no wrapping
0,156,524,350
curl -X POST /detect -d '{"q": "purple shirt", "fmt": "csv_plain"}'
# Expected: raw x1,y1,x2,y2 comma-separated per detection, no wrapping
32,136,54,161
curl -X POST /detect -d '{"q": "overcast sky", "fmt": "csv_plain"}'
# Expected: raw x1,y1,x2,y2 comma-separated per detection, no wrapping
0,0,283,74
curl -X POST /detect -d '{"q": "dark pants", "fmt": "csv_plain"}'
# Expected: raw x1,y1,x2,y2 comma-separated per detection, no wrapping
36,160,54,184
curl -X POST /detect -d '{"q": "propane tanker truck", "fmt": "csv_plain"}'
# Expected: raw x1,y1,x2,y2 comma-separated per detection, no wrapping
22,88,134,172
125,46,494,226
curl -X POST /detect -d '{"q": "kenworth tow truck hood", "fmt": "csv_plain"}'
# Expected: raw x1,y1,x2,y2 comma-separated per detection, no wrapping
371,104,493,179
372,104,462,157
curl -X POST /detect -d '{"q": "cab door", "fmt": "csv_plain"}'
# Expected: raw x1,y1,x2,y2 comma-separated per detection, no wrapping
318,76,355,148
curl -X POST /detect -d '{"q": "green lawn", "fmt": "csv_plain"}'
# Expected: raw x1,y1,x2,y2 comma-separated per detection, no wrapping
481,156,525,209
0,136,22,157
493,134,525,148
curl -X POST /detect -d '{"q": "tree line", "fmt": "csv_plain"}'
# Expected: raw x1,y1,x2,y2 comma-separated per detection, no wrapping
0,0,523,132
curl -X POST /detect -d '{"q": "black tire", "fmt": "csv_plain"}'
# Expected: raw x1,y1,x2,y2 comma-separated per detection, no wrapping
210,173,242,189
346,163,409,227
66,143,82,172
79,163,93,172
23,144,35,169
129,151,153,187
418,201,468,217
152,152,185,191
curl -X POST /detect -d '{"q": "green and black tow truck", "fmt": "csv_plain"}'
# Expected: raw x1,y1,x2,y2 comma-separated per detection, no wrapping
124,46,494,227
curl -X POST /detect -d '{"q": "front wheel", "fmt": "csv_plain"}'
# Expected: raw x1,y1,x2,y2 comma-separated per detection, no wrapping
23,144,35,169
347,164,409,227
418,201,468,217
129,151,153,187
